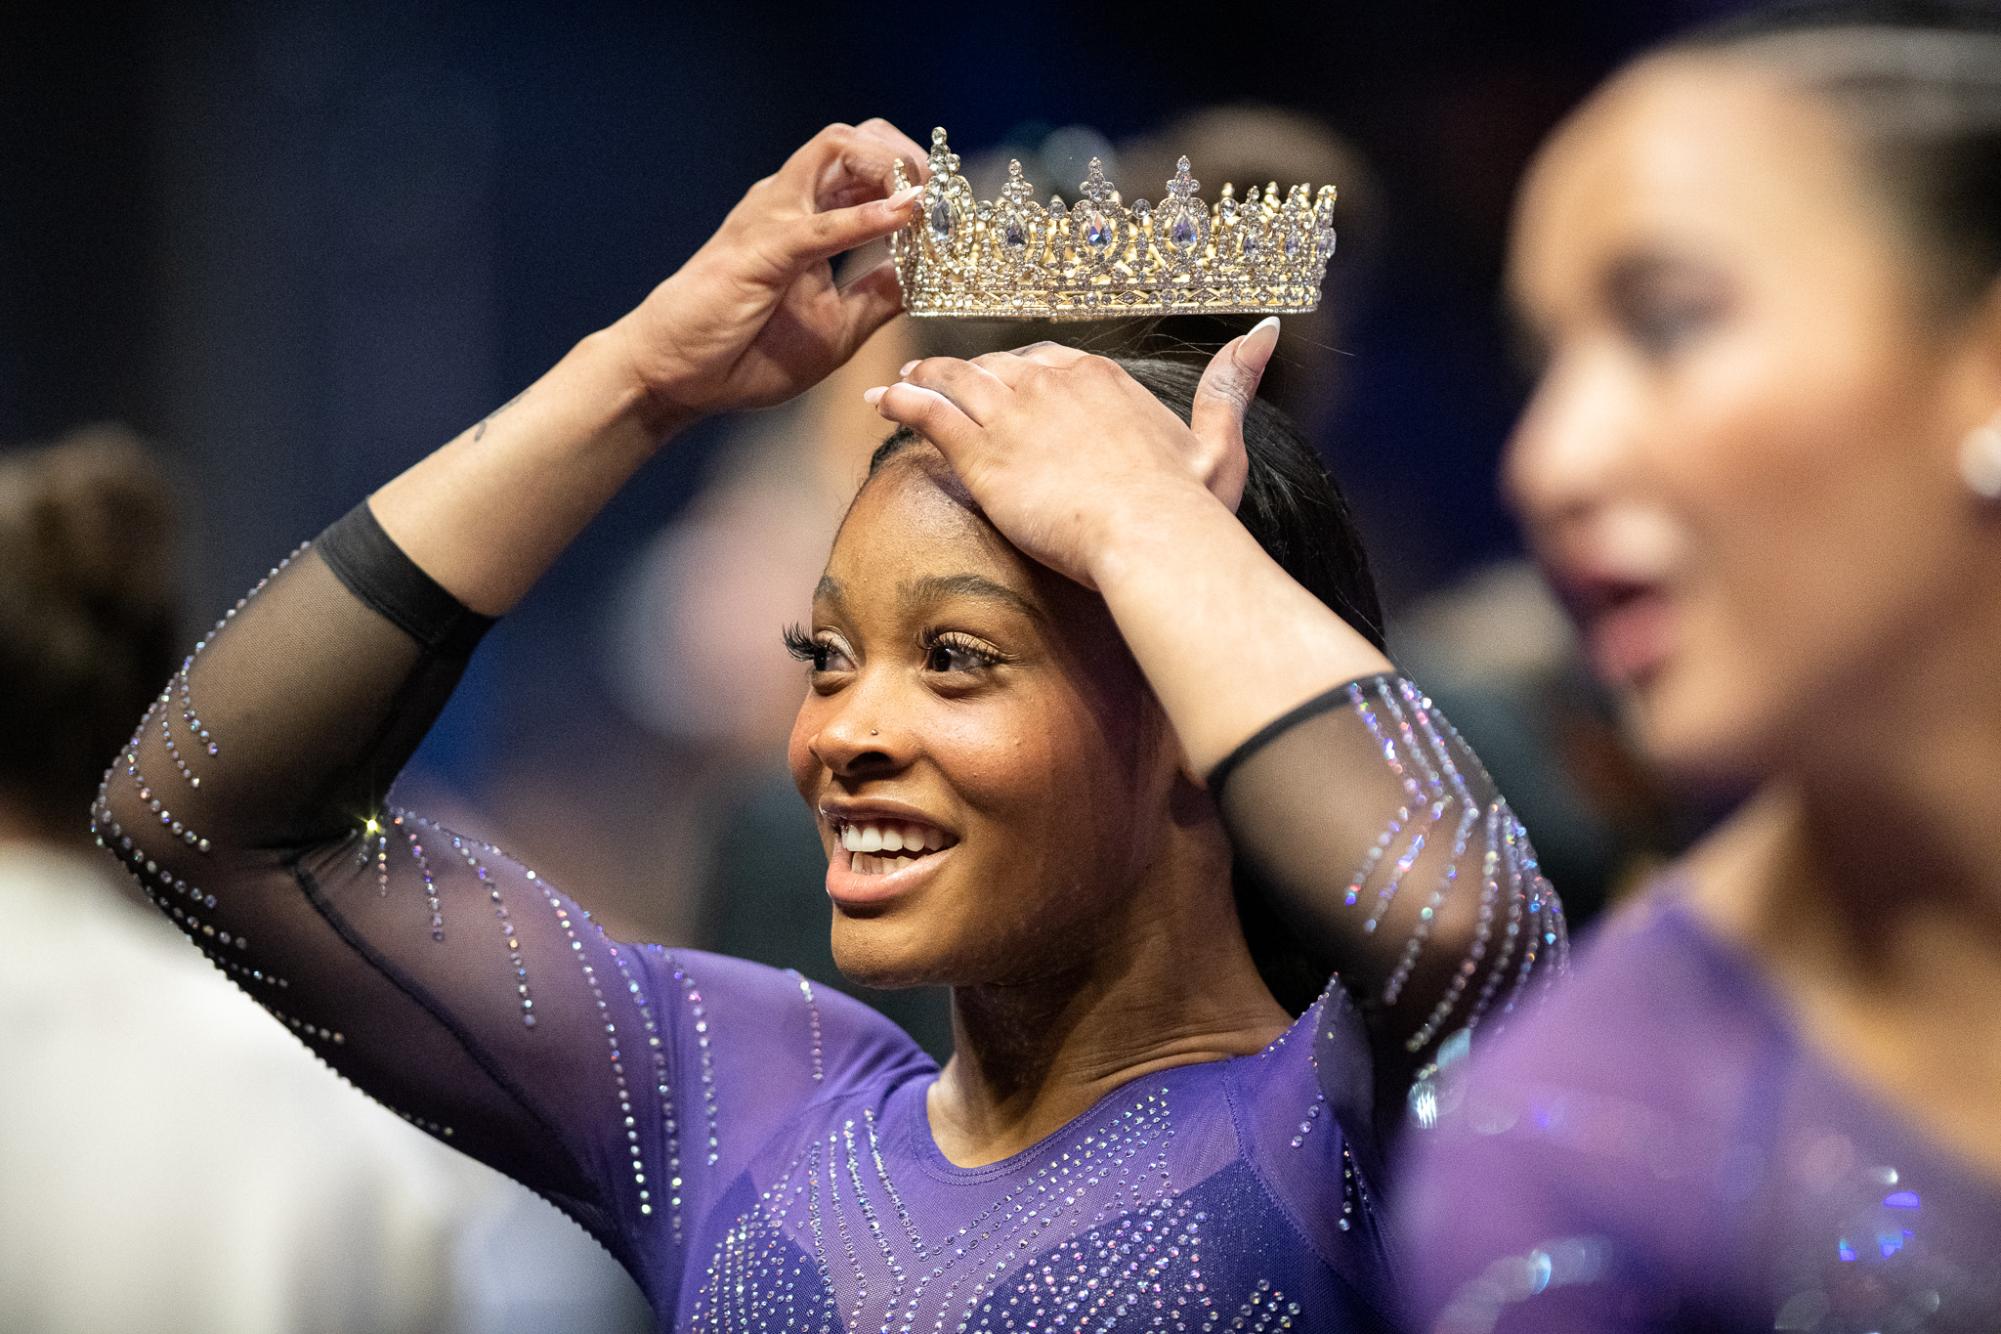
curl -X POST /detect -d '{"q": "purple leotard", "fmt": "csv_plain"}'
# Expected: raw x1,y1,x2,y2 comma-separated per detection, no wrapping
93,502,1561,1331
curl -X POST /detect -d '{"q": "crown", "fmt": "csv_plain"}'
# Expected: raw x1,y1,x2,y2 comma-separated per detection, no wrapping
889,127,1336,321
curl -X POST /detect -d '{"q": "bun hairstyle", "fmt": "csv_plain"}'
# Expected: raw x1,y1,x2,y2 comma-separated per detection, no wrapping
1673,0,2001,311
868,355,1386,1014
0,428,180,837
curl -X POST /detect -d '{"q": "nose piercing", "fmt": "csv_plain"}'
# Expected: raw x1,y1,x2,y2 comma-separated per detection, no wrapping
869,728,879,737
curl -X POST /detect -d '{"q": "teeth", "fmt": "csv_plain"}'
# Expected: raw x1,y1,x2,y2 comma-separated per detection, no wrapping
837,818,949,857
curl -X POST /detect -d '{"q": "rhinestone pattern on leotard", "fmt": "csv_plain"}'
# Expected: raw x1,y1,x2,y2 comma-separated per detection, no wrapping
90,527,1550,1334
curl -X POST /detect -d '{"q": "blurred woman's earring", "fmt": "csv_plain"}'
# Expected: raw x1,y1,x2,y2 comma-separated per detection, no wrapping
1960,417,2001,501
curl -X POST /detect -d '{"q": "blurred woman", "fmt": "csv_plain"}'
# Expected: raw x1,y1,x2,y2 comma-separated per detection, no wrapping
92,120,1559,1330
1395,2,2001,1329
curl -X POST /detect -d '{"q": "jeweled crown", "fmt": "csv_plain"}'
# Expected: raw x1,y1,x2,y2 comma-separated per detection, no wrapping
890,127,1336,321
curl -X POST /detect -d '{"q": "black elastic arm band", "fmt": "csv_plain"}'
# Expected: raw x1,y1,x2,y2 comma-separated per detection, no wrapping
317,501,496,658
1205,671,1399,796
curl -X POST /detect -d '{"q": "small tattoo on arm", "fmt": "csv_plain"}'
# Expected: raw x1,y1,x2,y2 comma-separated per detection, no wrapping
471,389,526,442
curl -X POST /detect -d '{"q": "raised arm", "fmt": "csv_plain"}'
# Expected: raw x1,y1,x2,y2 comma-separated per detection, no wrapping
868,335,1567,1108
93,122,928,1278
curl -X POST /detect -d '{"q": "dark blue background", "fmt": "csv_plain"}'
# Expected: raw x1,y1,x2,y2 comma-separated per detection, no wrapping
3,0,1750,804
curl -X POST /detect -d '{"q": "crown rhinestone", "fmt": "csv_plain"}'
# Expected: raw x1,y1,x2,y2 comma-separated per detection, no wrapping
889,127,1336,320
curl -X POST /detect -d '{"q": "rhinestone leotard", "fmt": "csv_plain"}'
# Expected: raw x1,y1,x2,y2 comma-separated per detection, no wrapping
93,502,1562,1331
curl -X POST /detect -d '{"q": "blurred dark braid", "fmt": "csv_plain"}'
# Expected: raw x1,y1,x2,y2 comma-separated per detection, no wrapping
0,428,180,838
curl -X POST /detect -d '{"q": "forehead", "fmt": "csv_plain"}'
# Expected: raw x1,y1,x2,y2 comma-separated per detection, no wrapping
1510,55,1877,306
822,451,1039,602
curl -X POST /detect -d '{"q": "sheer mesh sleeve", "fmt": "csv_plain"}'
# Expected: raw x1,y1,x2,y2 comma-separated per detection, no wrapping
89,503,711,1296
1212,673,1568,1117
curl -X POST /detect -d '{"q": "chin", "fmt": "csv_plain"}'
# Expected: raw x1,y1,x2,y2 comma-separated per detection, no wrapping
829,914,958,991
1622,656,1779,795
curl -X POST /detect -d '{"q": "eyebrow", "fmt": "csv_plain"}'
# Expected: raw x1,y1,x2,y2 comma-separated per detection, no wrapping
904,573,1044,621
812,572,1045,622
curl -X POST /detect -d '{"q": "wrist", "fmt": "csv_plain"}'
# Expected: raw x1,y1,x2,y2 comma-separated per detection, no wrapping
1084,480,1237,591
589,317,697,444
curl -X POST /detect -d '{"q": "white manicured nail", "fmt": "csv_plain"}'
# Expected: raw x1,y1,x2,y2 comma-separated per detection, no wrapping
1235,316,1281,371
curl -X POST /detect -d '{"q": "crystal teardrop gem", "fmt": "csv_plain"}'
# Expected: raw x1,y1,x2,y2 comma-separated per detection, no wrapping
1003,219,1027,250
1168,213,1198,249
929,199,954,240
1081,210,1114,251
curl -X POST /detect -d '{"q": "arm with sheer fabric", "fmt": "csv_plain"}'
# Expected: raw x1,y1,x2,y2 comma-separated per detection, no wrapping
871,338,1568,1109
1097,483,1567,1085
92,122,929,1278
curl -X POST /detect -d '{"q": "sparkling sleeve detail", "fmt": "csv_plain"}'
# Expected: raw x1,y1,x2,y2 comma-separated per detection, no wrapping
789,970,827,1084
1213,673,1567,1082
89,521,714,1284
665,952,724,1168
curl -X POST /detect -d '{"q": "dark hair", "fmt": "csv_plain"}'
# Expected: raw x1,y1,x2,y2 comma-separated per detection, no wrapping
1668,0,2001,310
0,429,180,838
867,354,1386,1014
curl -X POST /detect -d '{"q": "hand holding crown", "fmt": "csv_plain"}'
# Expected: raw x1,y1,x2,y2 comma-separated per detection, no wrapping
600,119,1338,445
609,119,928,436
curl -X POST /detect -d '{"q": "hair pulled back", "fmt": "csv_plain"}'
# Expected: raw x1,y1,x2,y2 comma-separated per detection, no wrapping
1673,0,2001,311
0,429,180,837
868,354,1386,1014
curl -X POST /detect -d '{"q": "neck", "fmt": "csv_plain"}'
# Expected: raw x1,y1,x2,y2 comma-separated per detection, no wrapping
1684,644,2001,1178
1693,636,2001,1003
929,857,1289,1169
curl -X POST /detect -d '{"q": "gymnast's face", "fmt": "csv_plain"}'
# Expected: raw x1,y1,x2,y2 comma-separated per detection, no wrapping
785,447,1187,989
1504,54,1998,785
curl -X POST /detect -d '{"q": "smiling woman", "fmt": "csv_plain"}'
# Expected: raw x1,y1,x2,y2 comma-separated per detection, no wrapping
90,119,1558,1332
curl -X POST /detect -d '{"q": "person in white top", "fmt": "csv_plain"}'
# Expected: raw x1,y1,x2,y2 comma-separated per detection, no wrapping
0,429,648,1334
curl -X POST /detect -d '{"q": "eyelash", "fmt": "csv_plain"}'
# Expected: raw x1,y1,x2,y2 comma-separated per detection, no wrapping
780,625,1006,676
922,629,1005,674
782,623,826,668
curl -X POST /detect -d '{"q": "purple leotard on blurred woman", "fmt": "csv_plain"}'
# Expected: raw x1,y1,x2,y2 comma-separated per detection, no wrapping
1397,3,2001,1329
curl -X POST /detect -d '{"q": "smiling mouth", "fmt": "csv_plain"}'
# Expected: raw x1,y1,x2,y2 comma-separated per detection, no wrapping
833,817,958,876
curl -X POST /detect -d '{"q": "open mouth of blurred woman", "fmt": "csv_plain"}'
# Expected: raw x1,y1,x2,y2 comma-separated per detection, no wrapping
1570,574,1678,688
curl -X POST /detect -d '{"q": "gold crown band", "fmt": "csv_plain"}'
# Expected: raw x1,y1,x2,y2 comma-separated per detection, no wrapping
889,128,1336,321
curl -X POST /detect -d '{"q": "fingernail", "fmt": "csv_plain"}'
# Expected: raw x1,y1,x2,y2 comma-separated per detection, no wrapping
887,185,922,209
862,386,886,405
1235,316,1281,372
898,360,919,377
